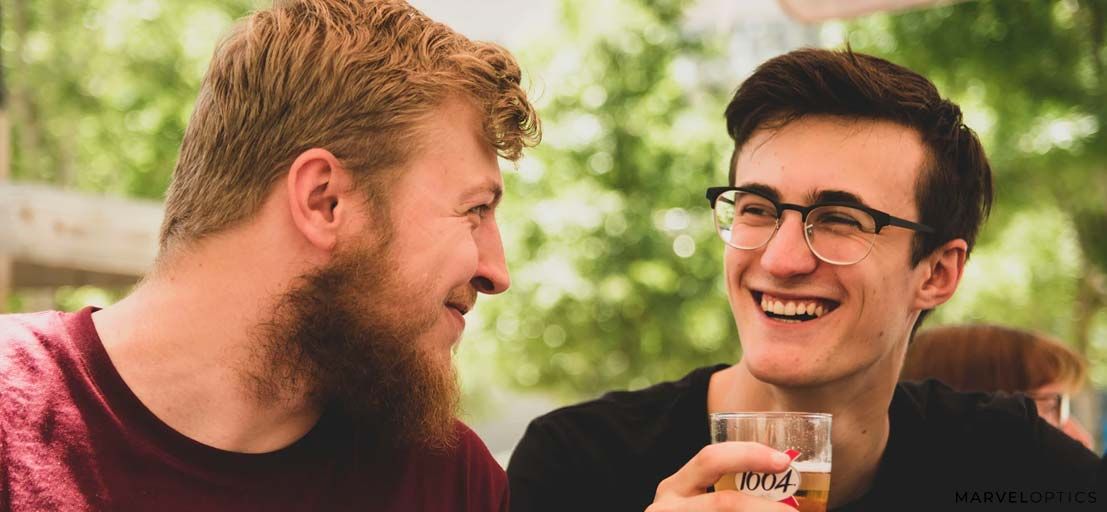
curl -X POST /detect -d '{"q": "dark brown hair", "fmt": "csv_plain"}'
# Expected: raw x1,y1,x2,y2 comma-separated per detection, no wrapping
900,324,1088,393
725,47,993,267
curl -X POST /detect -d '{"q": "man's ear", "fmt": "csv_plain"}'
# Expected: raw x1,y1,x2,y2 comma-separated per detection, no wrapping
913,238,968,310
286,148,356,251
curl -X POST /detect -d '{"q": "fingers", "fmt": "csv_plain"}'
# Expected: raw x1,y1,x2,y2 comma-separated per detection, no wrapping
646,490,797,512
654,442,792,499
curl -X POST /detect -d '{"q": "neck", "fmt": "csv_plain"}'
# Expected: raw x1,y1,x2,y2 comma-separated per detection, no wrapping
91,236,321,453
708,357,902,508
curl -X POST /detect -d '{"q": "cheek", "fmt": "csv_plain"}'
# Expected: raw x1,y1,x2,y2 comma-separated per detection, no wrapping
723,251,741,294
399,242,462,287
852,267,913,343
445,233,481,276
723,248,749,279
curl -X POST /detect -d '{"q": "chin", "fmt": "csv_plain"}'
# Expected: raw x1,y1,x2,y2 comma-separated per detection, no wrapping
744,352,832,389
434,344,457,366
420,332,459,365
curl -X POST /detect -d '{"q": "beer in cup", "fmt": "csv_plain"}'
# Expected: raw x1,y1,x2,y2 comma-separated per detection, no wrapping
709,412,832,512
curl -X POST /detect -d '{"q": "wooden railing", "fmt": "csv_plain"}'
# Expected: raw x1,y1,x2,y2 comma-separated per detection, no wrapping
0,183,162,307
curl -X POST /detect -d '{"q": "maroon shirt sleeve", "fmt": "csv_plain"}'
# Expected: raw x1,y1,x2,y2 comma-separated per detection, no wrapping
458,423,510,512
453,422,510,512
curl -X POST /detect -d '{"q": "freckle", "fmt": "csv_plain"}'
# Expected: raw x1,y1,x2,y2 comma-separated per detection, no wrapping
861,430,868,435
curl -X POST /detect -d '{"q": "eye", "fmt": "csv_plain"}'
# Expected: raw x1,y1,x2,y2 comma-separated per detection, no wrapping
810,206,875,234
731,193,777,219
467,204,491,220
740,205,775,217
819,213,862,228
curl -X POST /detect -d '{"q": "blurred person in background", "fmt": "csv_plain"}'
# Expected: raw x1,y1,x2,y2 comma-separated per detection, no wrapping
507,48,1099,511
0,0,539,510
901,324,1096,451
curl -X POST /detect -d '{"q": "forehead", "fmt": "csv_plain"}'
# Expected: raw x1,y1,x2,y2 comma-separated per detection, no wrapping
1032,381,1069,396
733,116,927,214
396,98,502,196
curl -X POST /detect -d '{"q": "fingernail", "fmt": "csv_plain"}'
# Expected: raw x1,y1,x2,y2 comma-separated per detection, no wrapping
772,452,791,466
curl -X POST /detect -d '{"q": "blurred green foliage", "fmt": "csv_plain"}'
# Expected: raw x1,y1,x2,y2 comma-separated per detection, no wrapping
3,0,258,195
465,0,742,399
4,0,1105,402
847,0,1107,383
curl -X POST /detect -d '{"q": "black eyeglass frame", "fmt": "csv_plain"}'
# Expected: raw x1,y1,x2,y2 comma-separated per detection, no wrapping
705,186,936,265
705,186,935,235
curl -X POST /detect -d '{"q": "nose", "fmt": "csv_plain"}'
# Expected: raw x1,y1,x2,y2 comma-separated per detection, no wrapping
471,218,510,295
759,211,819,278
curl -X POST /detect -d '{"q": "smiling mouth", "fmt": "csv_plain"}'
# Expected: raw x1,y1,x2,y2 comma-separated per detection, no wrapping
445,302,470,316
752,291,840,323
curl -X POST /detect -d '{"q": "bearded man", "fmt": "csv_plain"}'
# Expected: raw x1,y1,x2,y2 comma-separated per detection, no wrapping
0,1,539,510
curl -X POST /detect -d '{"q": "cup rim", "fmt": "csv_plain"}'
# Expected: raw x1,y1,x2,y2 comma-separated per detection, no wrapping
709,411,832,421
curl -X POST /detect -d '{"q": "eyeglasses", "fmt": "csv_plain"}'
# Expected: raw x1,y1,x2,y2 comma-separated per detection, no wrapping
1028,392,1070,427
705,186,934,266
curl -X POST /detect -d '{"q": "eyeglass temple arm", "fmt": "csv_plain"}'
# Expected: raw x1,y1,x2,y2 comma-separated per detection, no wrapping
885,216,934,234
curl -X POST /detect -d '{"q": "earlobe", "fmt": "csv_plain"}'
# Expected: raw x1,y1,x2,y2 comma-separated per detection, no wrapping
286,148,353,252
914,239,968,310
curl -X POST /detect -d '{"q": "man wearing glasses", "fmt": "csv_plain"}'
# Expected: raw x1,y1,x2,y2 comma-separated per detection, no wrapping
508,48,1099,511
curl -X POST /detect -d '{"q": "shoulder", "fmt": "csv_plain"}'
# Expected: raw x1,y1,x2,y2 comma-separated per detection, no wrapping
0,308,104,459
0,310,96,504
0,310,67,350
371,421,507,512
507,365,725,511
895,380,1099,486
897,379,1036,428
0,310,72,385
512,364,724,468
519,364,725,447
422,420,504,477
451,421,504,473
421,421,508,509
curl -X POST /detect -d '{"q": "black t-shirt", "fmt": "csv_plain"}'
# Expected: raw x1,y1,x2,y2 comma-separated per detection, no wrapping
507,364,1100,511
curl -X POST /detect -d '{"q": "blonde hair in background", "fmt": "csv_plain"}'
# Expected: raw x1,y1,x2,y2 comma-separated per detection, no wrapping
901,324,1088,394
160,0,540,253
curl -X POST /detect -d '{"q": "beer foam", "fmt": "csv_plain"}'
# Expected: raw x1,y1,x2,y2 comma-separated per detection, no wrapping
792,461,831,473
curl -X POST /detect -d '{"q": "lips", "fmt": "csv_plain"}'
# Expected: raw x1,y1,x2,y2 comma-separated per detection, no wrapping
443,304,468,334
444,286,477,317
752,291,840,323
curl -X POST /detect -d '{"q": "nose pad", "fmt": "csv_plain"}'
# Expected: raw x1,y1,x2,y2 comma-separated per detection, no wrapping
760,213,818,276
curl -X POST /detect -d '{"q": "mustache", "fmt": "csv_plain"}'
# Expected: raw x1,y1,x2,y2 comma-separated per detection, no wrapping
445,285,478,314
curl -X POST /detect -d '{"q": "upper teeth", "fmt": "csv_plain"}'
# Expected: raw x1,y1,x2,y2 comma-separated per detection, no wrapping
761,295,826,318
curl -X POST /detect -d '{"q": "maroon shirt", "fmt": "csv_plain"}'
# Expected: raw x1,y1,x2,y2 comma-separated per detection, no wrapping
0,307,508,511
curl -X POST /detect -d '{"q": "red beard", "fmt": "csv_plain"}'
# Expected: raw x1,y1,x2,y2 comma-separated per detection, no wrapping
251,238,463,453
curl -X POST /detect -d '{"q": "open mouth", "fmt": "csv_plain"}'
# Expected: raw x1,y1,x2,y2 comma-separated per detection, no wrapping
752,291,839,324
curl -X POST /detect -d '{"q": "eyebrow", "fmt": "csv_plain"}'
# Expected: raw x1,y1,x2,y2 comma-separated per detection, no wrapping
461,182,503,206
736,182,871,208
737,183,780,202
812,189,867,207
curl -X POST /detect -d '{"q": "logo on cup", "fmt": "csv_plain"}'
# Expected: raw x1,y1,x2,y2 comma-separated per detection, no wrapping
734,449,802,509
